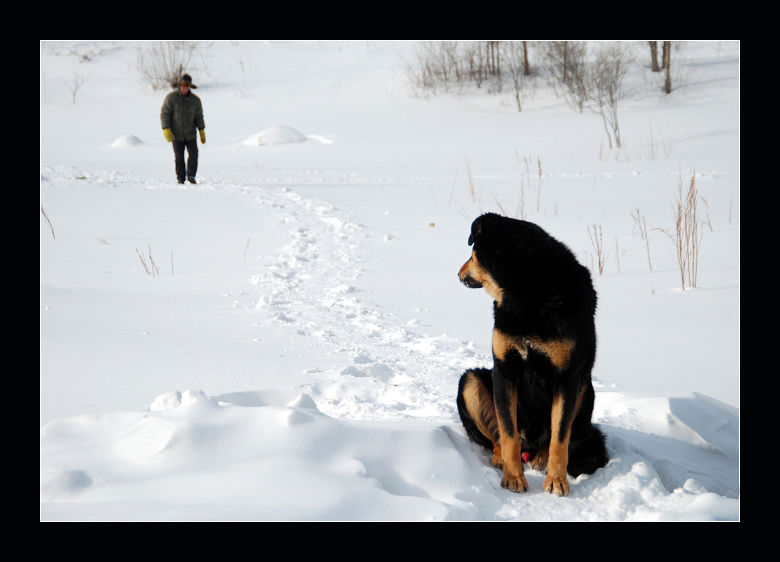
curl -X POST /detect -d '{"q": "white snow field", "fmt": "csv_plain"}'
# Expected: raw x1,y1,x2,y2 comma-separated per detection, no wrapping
40,41,739,521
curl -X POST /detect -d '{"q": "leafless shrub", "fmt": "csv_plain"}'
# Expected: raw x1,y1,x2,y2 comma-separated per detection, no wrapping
586,42,636,149
540,41,589,112
405,41,531,98
504,41,532,111
404,41,464,96
461,41,485,88
137,41,200,90
64,71,86,104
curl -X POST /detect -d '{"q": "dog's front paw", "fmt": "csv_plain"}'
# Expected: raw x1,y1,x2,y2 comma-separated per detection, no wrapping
502,472,529,493
543,474,570,496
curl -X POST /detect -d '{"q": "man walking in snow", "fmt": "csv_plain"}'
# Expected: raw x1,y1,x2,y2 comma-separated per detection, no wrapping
161,74,206,184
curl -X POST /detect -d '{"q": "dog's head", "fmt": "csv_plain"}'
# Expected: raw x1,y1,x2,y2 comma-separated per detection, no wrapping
458,214,506,303
458,213,557,304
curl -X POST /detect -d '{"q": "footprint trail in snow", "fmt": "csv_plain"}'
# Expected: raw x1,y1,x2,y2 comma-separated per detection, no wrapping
244,185,487,423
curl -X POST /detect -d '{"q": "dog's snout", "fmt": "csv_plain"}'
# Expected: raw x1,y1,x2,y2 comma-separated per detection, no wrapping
458,257,483,289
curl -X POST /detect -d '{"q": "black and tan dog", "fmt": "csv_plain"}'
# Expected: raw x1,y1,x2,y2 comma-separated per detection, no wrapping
456,213,608,496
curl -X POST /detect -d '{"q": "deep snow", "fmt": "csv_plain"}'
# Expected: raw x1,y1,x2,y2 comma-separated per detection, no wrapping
40,40,739,521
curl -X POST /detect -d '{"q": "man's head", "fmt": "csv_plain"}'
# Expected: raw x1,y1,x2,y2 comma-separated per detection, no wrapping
177,74,196,95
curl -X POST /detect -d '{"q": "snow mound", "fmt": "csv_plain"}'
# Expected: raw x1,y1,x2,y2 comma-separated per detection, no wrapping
242,125,307,146
110,135,144,148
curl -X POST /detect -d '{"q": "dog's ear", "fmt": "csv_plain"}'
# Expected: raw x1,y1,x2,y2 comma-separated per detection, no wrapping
468,218,482,246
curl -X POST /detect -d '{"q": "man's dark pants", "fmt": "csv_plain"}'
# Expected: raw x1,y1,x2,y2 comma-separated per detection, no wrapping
172,138,198,182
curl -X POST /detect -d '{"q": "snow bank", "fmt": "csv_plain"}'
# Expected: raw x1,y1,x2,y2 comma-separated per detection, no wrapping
40,387,739,521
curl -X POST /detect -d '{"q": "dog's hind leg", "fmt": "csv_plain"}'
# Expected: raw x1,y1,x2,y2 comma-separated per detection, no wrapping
457,369,500,458
567,423,609,477
566,381,608,477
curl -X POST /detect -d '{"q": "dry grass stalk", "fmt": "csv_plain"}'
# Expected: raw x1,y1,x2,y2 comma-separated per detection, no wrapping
654,172,704,289
136,248,151,275
587,224,609,275
147,245,160,276
41,206,55,239
465,157,477,202
492,194,511,217
518,176,526,219
631,207,653,272
448,161,460,206
536,157,543,212
518,154,543,214
136,246,161,276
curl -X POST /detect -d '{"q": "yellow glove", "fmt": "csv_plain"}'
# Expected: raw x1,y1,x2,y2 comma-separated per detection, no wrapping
163,128,174,142
199,129,206,144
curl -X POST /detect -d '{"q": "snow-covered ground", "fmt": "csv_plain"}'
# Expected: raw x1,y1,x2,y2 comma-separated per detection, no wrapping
40,41,739,521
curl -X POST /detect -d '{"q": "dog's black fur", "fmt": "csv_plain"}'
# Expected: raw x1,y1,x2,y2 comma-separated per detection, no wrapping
456,213,608,495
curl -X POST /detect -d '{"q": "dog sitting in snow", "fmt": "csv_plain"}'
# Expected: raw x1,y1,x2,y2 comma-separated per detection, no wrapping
456,213,608,496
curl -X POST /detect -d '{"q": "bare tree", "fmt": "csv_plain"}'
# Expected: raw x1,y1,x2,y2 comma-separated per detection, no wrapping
649,41,660,72
663,40,672,93
523,41,531,76
661,41,669,69
586,42,636,148
485,41,503,92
